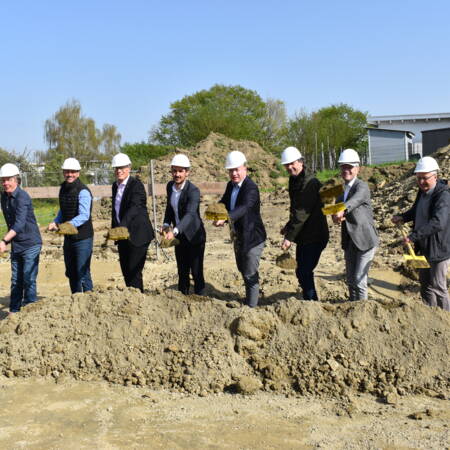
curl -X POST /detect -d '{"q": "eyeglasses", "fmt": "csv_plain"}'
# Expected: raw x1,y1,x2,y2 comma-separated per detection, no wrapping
416,174,435,182
114,166,129,172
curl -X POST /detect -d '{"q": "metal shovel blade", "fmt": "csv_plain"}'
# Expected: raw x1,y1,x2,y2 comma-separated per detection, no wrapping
319,184,344,203
403,254,430,269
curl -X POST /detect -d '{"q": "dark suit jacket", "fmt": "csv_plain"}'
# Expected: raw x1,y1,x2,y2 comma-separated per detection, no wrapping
112,176,154,247
163,180,206,245
401,179,450,262
337,177,378,251
220,176,266,253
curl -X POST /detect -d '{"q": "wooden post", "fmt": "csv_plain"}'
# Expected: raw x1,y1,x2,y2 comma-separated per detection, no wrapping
321,142,324,171
314,132,318,173
150,160,159,260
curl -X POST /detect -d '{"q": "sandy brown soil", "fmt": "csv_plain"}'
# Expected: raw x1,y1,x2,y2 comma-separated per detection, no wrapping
0,378,449,449
0,140,449,448
1,200,449,448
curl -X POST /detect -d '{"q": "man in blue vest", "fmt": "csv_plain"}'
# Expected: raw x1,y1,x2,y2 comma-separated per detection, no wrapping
48,158,94,293
0,163,42,314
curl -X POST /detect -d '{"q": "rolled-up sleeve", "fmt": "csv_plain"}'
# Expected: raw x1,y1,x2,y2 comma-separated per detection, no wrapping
69,189,92,227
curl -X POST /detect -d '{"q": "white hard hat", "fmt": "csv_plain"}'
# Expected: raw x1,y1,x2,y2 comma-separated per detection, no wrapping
171,154,190,168
61,157,81,171
281,146,302,165
0,163,20,177
111,153,131,168
414,156,439,173
338,148,360,166
225,151,247,169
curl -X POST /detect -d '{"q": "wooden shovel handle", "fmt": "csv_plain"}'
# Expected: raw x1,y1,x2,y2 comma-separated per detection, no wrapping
399,227,416,257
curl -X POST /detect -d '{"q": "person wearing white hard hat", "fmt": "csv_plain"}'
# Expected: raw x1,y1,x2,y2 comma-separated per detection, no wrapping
332,149,378,301
392,156,450,311
111,153,154,292
162,154,206,295
0,163,42,314
213,151,266,307
47,157,94,293
280,146,329,300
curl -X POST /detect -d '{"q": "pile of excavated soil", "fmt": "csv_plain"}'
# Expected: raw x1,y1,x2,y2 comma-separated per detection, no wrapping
139,132,280,189
1,289,449,398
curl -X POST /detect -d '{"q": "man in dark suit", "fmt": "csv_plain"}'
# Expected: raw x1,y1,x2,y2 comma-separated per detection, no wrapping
111,153,154,292
332,149,378,301
162,154,206,295
280,146,329,300
213,151,266,307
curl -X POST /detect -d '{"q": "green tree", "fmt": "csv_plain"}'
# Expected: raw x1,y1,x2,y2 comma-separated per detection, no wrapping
120,142,173,168
151,84,284,150
284,103,368,169
0,147,34,172
313,103,368,152
260,98,288,152
41,99,122,184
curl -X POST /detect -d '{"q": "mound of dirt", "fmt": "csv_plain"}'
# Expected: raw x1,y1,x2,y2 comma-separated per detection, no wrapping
1,290,449,398
140,132,280,189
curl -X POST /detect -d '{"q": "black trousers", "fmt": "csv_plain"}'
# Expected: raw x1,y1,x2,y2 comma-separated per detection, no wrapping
174,239,205,295
117,240,149,292
295,241,327,300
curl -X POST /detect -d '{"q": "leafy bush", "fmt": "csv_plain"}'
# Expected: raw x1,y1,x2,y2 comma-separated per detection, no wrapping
120,142,174,167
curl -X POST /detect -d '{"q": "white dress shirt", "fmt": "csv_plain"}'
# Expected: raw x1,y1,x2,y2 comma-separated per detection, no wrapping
164,181,186,236
115,176,130,224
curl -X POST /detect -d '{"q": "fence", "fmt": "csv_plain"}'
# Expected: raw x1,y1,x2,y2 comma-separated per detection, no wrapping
19,168,134,188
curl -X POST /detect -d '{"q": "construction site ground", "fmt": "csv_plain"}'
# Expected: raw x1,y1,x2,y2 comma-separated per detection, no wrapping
0,135,449,448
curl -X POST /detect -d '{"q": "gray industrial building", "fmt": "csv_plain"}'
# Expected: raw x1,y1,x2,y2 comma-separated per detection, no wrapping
368,113,450,155
421,127,450,156
367,128,414,165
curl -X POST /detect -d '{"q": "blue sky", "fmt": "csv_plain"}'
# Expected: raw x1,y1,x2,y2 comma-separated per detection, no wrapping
1,0,449,153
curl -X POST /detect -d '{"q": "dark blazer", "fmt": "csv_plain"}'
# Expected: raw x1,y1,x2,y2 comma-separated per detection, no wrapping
285,170,329,245
1,187,42,254
112,176,154,246
220,176,266,253
401,179,450,262
337,177,378,251
163,180,206,245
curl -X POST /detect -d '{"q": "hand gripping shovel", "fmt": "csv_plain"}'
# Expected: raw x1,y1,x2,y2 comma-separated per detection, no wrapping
400,227,430,269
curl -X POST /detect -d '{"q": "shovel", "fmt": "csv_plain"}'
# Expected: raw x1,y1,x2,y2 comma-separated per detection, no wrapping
320,182,346,216
319,184,344,203
400,228,430,269
322,202,346,216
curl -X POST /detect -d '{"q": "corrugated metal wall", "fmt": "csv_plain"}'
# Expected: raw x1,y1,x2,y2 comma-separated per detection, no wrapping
422,129,450,155
369,130,406,164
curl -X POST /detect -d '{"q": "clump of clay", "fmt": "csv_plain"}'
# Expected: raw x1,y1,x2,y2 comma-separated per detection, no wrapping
57,222,78,235
107,227,130,241
276,252,297,270
205,203,228,221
